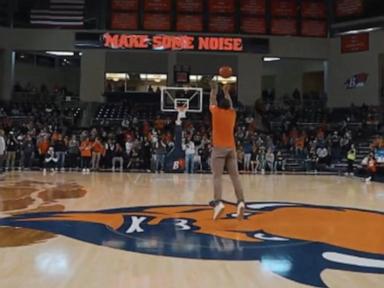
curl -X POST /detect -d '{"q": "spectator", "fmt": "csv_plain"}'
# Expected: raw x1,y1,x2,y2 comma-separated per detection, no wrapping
266,148,275,173
295,134,305,158
112,142,124,172
237,145,244,171
125,135,134,168
44,146,59,173
80,137,92,174
330,131,341,163
54,134,67,171
6,131,18,171
243,140,252,172
346,144,356,176
38,135,50,169
363,152,377,182
256,146,266,174
17,134,25,171
183,137,195,174
22,135,35,170
104,138,115,169
306,148,318,173
199,143,211,171
0,130,5,174
91,137,104,171
154,137,167,173
251,145,258,174
316,145,329,170
67,135,80,171
275,151,286,171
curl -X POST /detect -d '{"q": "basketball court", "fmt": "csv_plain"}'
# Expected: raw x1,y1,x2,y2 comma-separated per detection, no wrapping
0,172,383,288
1,1,384,287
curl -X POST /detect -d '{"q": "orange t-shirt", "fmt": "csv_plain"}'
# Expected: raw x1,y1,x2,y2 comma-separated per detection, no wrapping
80,141,92,157
295,137,305,149
368,159,377,173
210,105,236,148
38,140,50,155
92,141,104,153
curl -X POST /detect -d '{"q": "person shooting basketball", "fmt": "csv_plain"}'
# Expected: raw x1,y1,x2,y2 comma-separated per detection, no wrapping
210,75,245,220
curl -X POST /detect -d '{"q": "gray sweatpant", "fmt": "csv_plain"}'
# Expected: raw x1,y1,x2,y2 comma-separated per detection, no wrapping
212,147,244,203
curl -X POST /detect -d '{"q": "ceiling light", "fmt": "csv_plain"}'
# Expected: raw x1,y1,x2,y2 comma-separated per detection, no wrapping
46,51,74,56
263,57,281,62
338,27,381,36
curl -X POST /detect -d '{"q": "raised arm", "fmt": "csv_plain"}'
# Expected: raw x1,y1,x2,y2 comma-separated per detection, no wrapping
223,84,233,109
210,80,218,106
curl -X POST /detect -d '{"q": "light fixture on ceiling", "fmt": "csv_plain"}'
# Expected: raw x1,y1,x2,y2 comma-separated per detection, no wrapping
263,57,281,62
337,27,382,36
46,51,75,56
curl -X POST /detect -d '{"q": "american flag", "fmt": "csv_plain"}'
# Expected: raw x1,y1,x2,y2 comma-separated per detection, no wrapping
30,0,85,27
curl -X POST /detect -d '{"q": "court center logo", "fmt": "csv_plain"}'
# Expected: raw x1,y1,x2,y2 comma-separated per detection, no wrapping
1,202,384,288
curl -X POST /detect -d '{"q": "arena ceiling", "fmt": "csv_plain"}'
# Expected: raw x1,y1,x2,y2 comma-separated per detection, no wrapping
0,0,383,37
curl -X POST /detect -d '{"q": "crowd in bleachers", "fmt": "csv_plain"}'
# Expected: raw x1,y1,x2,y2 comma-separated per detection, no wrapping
0,94,381,178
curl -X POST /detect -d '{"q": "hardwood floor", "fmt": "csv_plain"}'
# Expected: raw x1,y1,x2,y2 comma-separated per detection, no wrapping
0,172,383,288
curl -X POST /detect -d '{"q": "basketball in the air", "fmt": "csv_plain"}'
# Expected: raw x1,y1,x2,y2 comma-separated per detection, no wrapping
219,66,233,78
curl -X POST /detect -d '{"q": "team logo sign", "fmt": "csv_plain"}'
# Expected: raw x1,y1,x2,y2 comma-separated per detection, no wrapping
345,73,368,89
1,202,384,287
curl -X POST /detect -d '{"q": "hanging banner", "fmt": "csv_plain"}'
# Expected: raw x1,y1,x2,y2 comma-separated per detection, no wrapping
111,13,138,30
75,32,270,53
177,0,203,13
341,33,369,53
301,0,326,18
208,0,236,14
144,0,172,12
111,0,139,11
271,18,297,35
176,15,204,32
241,17,266,34
335,0,363,18
271,0,297,17
301,20,327,37
143,13,171,31
209,16,235,33
240,0,266,16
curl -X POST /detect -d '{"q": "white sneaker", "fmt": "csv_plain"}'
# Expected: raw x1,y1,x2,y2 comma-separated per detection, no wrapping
213,202,225,220
237,202,245,220
365,177,372,183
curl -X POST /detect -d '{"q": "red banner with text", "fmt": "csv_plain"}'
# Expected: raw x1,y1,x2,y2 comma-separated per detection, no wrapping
144,0,171,12
301,0,326,18
341,33,369,53
241,17,266,34
177,0,203,13
271,0,297,17
335,0,364,17
271,18,297,35
301,20,327,37
111,12,138,30
208,0,236,14
240,0,266,16
209,16,235,33
111,0,139,11
143,13,171,30
177,15,204,32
